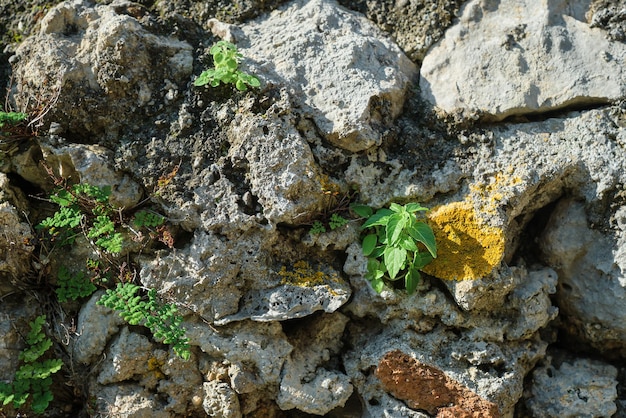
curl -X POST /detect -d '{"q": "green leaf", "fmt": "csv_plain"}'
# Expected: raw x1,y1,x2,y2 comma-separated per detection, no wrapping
370,276,384,293
404,202,429,214
407,223,437,258
386,213,407,245
383,246,407,280
362,234,378,256
350,204,373,218
405,266,421,295
95,232,123,253
361,208,393,229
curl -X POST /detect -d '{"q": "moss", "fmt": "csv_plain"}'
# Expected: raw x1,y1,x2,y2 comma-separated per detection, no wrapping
423,201,505,281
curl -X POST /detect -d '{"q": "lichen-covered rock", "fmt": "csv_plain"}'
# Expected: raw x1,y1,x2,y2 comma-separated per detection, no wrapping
526,355,618,418
10,0,193,145
420,0,626,120
376,350,501,417
240,0,417,152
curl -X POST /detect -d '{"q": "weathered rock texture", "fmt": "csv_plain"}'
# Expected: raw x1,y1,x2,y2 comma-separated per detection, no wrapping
420,0,626,120
376,350,501,417
1,0,626,416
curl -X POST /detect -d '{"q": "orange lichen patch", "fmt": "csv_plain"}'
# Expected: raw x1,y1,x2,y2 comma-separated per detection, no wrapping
278,260,340,288
376,350,501,418
423,201,505,281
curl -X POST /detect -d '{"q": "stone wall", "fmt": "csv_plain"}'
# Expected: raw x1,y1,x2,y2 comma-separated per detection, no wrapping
1,0,625,416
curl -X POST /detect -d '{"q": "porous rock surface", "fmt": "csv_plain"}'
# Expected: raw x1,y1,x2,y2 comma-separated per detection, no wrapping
420,0,626,120
1,0,626,416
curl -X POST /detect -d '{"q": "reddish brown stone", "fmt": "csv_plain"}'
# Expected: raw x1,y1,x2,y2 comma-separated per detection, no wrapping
375,350,501,418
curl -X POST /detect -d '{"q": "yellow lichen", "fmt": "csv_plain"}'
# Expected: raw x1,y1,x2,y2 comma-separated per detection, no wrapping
278,260,339,288
147,357,165,380
469,170,522,218
422,201,505,281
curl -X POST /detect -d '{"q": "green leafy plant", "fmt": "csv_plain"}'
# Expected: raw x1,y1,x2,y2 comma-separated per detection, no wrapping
37,183,123,253
194,40,260,91
55,265,97,302
309,214,350,235
0,316,63,414
329,213,349,230
353,203,437,295
98,283,191,360
310,220,327,235
0,110,27,130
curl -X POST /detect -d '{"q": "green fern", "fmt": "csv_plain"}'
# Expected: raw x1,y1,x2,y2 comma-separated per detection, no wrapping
55,265,97,302
0,316,63,414
98,283,190,360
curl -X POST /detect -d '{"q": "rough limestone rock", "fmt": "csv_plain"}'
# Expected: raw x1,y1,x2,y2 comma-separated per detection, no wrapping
526,355,618,418
540,198,626,355
3,0,626,416
277,313,352,415
94,384,172,418
240,0,418,152
10,0,193,144
0,201,34,296
420,0,626,120
72,291,127,365
376,350,501,417
203,380,241,418
38,141,143,208
226,108,327,225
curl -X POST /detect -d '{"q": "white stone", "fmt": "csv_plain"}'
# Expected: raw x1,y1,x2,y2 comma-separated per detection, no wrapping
420,0,626,120
241,0,417,151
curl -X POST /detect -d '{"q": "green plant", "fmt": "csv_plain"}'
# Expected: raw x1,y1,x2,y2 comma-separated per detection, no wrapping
98,283,191,360
309,214,349,235
310,220,327,235
55,265,97,302
353,203,437,294
37,183,123,253
0,316,63,414
194,40,260,91
0,110,27,129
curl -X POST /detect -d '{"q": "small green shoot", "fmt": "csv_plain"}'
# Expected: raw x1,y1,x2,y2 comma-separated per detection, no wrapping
194,40,260,92
354,203,437,294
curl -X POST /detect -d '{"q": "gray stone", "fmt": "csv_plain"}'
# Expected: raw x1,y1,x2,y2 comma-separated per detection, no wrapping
186,319,292,390
98,327,156,385
0,201,34,296
94,383,172,418
72,291,126,365
203,380,242,418
277,313,352,415
420,0,626,120
39,142,143,208
539,198,626,354
527,356,618,418
240,0,417,152
10,0,193,144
